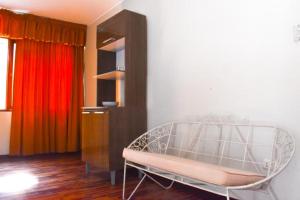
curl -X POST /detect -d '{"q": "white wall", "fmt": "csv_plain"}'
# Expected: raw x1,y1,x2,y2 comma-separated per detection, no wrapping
84,0,300,199
116,49,125,106
0,112,11,155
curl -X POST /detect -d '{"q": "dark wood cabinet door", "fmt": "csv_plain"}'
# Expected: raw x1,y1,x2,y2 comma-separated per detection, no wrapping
81,112,110,170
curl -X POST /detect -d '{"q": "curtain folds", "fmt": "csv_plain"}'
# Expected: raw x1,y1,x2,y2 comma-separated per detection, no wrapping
0,9,86,46
10,39,84,155
67,46,84,152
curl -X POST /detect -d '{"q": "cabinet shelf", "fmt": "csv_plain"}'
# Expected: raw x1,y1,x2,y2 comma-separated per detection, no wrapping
94,70,125,80
99,37,125,52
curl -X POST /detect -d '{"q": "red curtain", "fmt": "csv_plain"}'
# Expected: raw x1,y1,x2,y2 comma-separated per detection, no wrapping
10,39,83,155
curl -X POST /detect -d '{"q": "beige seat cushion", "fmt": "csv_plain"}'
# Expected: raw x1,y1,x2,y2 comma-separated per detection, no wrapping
123,148,265,186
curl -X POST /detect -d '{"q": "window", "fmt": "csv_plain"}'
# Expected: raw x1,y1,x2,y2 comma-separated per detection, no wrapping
0,38,15,110
0,38,8,110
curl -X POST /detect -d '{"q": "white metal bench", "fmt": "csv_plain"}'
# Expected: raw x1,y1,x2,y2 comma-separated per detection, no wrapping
122,119,295,200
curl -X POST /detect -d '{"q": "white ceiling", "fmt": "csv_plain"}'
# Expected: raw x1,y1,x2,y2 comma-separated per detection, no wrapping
0,0,123,24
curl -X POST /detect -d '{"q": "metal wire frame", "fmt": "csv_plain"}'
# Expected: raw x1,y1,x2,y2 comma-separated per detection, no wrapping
122,120,295,200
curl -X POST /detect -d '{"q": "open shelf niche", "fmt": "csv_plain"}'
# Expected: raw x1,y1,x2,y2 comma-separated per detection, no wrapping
96,37,125,107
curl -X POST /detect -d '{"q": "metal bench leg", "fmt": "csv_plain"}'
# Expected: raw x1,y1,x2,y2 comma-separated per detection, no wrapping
123,162,147,200
122,163,127,200
125,174,147,200
226,188,230,200
143,172,174,190
122,163,173,200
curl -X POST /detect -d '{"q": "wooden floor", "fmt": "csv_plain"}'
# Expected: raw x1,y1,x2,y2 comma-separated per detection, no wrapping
0,153,226,200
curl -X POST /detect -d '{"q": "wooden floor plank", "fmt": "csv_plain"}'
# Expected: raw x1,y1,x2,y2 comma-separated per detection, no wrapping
0,153,226,200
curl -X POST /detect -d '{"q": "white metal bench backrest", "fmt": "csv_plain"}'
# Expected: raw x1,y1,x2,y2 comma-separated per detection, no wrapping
128,121,295,180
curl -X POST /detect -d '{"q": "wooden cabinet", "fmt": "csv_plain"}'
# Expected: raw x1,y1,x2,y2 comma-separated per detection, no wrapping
82,9,147,185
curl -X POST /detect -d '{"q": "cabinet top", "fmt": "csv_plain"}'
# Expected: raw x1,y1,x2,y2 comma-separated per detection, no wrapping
97,9,146,31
